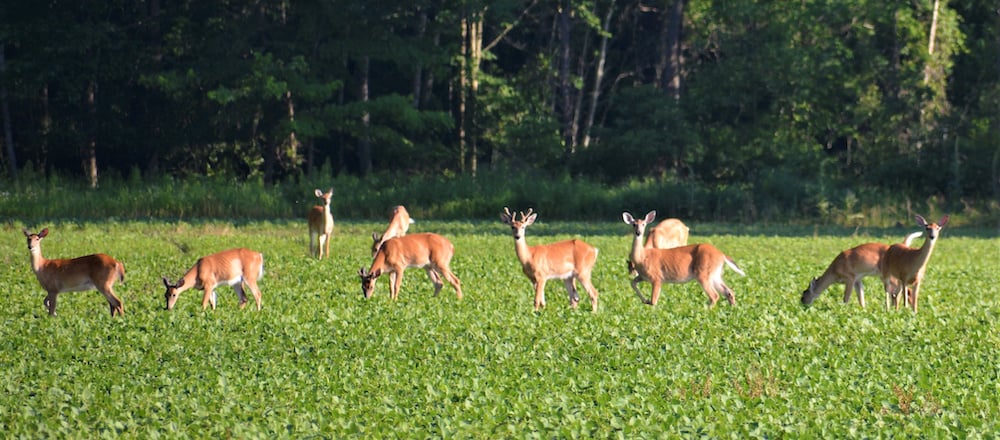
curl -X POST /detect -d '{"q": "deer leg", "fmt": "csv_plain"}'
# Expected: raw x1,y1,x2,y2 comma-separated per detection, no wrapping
426,268,443,296
716,279,736,306
630,277,649,304
98,284,124,316
244,279,263,311
323,232,332,259
842,279,854,304
309,232,318,258
649,281,664,306
234,283,249,309
437,267,463,300
533,280,547,311
883,278,895,311
391,271,404,301
201,281,217,310
697,278,720,307
579,274,600,313
563,278,580,309
44,291,58,316
910,281,921,313
854,280,866,308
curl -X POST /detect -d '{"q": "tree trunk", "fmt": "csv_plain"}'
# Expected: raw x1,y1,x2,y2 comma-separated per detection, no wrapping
458,15,468,174
0,44,15,179
582,1,615,149
84,80,98,188
558,4,574,156
661,0,686,99
413,9,427,109
358,55,372,176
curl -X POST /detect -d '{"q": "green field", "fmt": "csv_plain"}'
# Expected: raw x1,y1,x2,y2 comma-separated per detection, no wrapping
1,220,997,437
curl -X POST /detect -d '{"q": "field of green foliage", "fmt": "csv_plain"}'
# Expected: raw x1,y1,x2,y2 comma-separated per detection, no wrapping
0,219,997,437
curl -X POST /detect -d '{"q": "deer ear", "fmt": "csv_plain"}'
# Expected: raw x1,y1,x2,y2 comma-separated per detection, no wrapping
524,213,537,225
622,212,634,224
371,268,382,277
162,276,172,287
645,211,657,223
938,215,949,227
358,267,367,277
39,228,49,238
372,232,380,241
314,189,324,197
914,215,928,227
22,228,30,237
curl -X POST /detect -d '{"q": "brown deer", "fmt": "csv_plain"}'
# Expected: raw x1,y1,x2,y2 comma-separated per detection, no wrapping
880,215,949,312
162,248,265,311
801,231,923,308
645,218,689,249
623,211,745,307
307,188,335,259
23,228,126,317
500,207,600,312
371,205,415,257
359,233,463,300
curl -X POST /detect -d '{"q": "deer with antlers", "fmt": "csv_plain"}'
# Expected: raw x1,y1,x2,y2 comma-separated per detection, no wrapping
307,188,335,259
623,211,745,307
23,228,126,316
880,214,949,312
500,207,601,312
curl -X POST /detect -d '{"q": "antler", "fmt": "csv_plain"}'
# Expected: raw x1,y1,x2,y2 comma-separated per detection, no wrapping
520,208,534,221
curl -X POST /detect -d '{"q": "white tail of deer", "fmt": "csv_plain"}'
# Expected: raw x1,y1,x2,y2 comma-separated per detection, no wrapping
645,218,689,249
623,211,745,307
359,233,463,300
23,228,126,317
879,214,949,312
162,248,264,311
500,207,600,312
800,231,923,307
371,205,415,257
307,188,335,259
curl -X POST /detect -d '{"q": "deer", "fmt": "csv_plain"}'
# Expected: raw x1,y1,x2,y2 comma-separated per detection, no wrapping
371,205,415,257
307,188,335,259
800,231,924,308
879,214,949,313
645,218,689,249
161,248,265,311
500,207,600,312
358,233,463,300
622,211,745,307
22,228,126,317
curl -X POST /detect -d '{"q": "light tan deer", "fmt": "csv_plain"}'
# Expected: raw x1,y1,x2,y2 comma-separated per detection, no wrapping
880,214,949,312
307,188,335,259
23,228,126,317
500,207,600,312
623,211,745,307
800,231,923,308
645,218,689,249
371,205,415,257
162,248,265,311
359,233,463,300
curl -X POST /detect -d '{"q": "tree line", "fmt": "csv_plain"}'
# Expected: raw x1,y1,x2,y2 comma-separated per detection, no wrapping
0,1,997,219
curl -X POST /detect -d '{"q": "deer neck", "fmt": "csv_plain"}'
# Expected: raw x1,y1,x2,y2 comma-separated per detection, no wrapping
912,234,938,270
513,236,533,267
28,247,47,274
629,230,646,265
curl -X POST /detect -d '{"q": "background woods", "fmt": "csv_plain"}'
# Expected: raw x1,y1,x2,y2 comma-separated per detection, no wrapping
0,0,997,222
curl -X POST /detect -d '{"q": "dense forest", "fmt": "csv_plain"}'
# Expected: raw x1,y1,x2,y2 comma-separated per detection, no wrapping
0,1,997,222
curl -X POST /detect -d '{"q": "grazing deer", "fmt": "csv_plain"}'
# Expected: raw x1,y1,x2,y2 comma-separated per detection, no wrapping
307,188,335,259
500,207,600,312
646,218,689,249
23,228,126,317
800,231,923,308
623,211,745,307
371,205,415,257
359,233,463,300
162,248,265,311
880,215,949,312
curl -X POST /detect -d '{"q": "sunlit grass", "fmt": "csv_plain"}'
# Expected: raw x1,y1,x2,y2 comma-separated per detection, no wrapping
0,220,997,437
